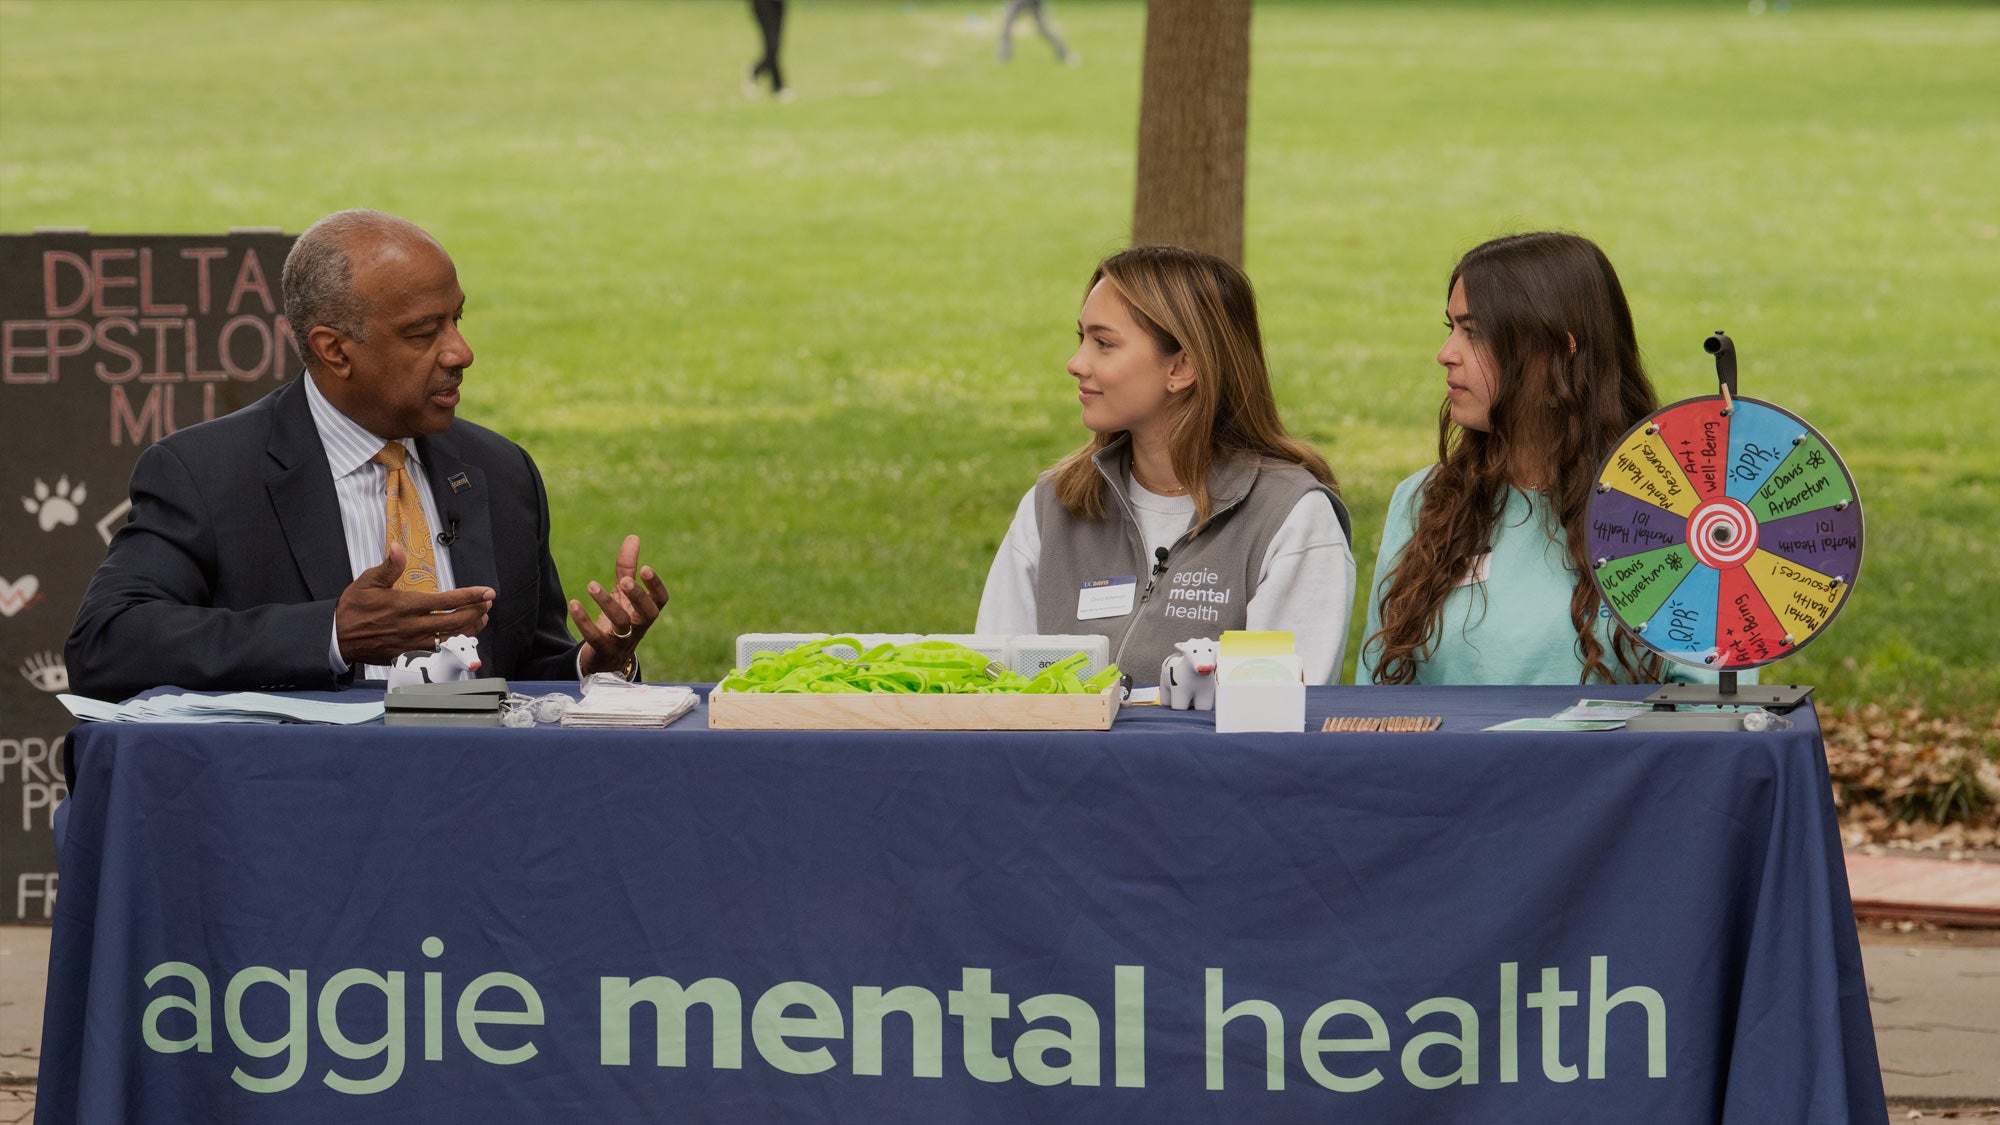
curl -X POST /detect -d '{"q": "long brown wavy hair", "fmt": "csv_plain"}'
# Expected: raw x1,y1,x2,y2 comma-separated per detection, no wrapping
1050,245,1335,528
1369,232,1663,685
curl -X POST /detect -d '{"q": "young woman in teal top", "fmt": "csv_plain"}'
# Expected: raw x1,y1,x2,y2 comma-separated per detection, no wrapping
1362,231,1699,686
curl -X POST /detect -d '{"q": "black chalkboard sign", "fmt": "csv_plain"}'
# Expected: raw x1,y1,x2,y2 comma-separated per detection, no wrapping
0,230,298,922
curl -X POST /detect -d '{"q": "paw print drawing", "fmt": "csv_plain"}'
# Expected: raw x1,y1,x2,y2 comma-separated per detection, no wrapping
22,476,87,532
20,651,69,694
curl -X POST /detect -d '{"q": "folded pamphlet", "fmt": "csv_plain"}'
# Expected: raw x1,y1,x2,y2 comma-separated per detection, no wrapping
59,692,385,725
559,683,697,729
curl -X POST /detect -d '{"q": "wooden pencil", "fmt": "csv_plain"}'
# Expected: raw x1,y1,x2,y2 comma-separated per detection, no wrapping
1316,716,1442,733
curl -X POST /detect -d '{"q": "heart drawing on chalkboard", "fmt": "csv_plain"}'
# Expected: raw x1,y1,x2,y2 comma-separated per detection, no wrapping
0,575,42,617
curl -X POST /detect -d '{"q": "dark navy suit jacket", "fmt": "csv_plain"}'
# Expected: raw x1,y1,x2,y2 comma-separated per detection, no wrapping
66,378,583,700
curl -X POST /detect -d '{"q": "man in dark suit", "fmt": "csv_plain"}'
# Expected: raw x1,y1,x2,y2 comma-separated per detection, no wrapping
66,210,668,701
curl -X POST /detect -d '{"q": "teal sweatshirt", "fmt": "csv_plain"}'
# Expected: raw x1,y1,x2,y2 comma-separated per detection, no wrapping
1361,468,1744,686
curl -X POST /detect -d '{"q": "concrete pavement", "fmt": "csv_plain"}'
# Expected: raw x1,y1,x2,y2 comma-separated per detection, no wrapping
0,925,44,1125
1860,921,2000,1115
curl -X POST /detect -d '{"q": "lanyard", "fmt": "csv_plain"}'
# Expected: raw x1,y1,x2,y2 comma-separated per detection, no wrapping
718,637,1120,695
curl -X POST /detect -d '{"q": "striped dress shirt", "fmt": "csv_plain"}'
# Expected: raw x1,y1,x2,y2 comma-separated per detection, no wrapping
302,374,458,678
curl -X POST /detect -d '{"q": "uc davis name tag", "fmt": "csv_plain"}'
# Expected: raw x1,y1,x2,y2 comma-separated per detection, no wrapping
1076,576,1137,621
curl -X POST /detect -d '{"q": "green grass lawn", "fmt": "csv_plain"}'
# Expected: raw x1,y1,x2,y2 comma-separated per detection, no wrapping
3,0,1995,715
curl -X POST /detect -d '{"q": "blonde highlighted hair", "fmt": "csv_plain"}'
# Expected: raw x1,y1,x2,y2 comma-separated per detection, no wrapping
1050,245,1335,527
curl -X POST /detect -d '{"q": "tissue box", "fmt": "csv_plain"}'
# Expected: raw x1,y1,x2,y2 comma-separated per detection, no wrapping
1214,631,1305,733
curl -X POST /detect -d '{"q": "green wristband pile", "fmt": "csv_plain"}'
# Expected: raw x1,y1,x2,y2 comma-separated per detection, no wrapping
717,638,1121,696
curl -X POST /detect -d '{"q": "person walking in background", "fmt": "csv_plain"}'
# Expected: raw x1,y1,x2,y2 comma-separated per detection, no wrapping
998,0,1077,66
746,0,790,100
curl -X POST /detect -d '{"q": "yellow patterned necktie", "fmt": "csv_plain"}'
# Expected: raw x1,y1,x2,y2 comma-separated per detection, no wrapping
372,442,440,592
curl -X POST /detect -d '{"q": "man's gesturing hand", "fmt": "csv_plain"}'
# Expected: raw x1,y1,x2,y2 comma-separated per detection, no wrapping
573,534,670,678
335,543,495,666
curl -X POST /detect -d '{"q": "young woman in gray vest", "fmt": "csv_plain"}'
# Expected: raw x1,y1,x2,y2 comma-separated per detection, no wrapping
975,245,1355,685
1361,231,1734,687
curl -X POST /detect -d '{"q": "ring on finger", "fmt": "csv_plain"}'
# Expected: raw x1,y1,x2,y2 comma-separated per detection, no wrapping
613,625,635,640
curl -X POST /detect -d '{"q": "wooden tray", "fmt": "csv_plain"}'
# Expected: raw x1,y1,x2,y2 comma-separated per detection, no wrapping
706,686,1118,731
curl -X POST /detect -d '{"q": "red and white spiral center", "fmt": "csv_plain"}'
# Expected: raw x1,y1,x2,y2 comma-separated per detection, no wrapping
1687,497,1758,569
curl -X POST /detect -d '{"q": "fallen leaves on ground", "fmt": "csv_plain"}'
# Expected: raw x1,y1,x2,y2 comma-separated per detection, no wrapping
1825,703,2000,848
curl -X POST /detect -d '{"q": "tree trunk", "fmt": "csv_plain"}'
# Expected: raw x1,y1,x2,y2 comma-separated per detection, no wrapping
1131,0,1253,267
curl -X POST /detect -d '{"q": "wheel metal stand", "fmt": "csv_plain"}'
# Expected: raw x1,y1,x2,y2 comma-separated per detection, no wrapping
1625,670,1814,732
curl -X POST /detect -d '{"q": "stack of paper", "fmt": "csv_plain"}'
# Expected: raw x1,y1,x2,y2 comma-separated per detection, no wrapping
1483,698,1665,732
60,692,384,725
559,684,697,729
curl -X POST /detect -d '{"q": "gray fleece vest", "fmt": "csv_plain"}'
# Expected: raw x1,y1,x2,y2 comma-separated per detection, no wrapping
1032,438,1350,685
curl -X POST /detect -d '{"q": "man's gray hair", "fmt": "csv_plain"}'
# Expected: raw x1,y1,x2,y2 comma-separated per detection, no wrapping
282,209,434,364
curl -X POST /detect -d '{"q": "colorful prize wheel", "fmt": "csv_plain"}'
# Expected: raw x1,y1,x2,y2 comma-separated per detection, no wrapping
1589,394,1863,674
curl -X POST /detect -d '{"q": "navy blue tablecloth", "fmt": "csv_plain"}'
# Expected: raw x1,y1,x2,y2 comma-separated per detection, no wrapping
38,685,1884,1123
